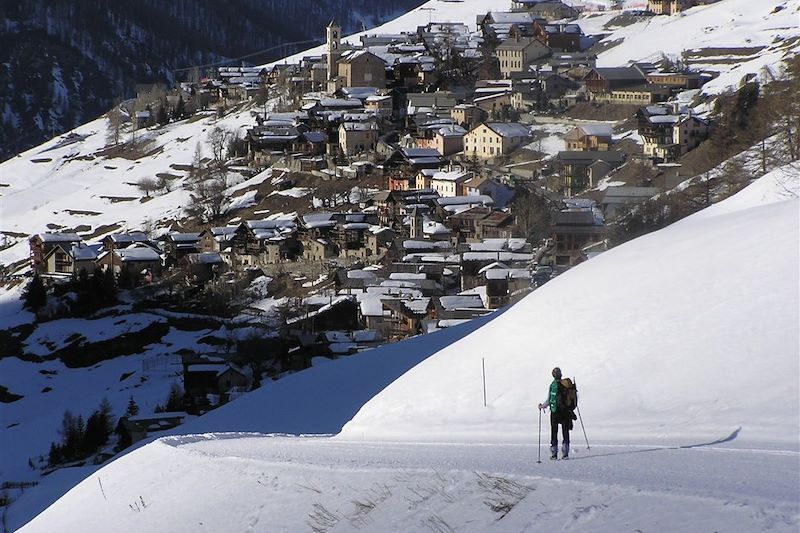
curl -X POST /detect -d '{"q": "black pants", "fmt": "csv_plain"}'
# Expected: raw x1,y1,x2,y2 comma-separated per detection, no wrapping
550,412,570,449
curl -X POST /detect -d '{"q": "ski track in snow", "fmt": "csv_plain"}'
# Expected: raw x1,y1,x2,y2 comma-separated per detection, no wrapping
19,435,800,533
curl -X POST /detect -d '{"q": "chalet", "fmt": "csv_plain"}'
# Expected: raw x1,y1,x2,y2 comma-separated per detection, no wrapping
533,22,582,52
496,36,551,79
555,150,626,197
96,245,162,283
29,232,83,273
563,124,613,151
199,226,237,253
550,207,605,267
337,50,387,89
381,297,434,341
42,243,102,276
428,125,467,156
161,232,201,265
637,104,709,163
463,122,531,159
583,67,647,95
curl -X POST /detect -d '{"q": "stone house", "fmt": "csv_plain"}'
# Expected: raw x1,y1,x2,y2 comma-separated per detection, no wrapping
496,36,551,79
337,50,387,89
339,122,379,156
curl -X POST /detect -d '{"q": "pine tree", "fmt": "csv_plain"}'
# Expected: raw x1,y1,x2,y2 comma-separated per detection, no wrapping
125,396,140,417
23,274,47,312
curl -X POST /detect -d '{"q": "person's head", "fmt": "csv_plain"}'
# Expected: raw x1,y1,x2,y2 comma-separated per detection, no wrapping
552,367,562,379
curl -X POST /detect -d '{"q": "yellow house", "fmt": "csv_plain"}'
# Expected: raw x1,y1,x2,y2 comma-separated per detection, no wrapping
463,122,531,159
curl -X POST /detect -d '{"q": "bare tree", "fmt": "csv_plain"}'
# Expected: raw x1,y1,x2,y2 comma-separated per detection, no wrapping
136,177,159,198
208,127,232,165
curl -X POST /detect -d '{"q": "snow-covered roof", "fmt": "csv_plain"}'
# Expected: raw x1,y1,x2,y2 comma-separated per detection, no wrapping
116,247,162,262
485,122,531,138
438,294,485,310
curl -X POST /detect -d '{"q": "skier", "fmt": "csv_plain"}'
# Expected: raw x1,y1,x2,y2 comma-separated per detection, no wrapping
538,367,576,460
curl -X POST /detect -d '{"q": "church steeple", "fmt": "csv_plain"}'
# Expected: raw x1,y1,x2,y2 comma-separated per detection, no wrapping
326,20,342,82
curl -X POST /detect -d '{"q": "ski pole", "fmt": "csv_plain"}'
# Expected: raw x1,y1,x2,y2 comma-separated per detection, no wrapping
576,404,590,450
537,407,542,463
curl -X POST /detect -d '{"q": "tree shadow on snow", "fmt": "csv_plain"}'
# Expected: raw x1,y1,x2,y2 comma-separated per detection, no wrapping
568,427,742,461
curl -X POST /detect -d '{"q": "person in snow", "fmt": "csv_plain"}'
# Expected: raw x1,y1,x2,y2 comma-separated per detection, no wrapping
538,367,576,459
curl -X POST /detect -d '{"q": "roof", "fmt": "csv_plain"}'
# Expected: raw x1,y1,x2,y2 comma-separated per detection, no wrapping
484,122,531,138
575,124,613,137
602,187,661,202
167,232,201,243
496,37,545,51
184,252,224,265
589,67,645,81
115,247,162,262
37,232,81,243
438,294,485,310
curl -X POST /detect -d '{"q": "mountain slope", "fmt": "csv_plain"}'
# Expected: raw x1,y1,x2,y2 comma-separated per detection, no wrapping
2,0,798,273
16,169,800,533
0,0,426,162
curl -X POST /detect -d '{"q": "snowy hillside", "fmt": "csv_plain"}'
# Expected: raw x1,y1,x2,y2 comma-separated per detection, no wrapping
1,0,798,273
17,170,800,532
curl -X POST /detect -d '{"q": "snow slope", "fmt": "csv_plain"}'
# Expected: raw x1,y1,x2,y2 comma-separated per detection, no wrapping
16,170,800,532
340,166,800,445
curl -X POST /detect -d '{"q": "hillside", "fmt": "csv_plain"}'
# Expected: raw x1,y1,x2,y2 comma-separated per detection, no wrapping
0,0,426,162
16,168,800,532
2,0,798,272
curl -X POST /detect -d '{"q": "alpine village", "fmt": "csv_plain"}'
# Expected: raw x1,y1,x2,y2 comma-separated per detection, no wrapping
2,0,796,504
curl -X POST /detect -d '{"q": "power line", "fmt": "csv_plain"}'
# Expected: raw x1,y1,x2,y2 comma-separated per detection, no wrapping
171,37,325,73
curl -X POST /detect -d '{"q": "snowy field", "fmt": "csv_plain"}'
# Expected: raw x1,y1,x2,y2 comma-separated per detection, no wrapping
17,167,800,532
